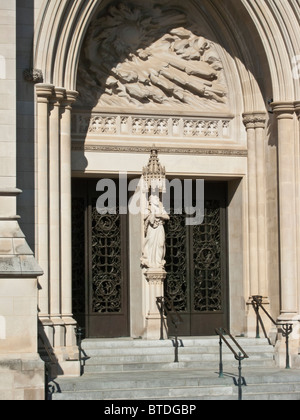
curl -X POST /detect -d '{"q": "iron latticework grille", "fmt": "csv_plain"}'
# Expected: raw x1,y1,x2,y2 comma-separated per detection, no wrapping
165,211,188,313
193,201,222,312
165,198,224,316
91,206,122,314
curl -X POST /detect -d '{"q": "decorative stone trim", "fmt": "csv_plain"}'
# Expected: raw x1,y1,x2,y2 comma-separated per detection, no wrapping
71,142,247,157
145,269,167,284
72,112,233,140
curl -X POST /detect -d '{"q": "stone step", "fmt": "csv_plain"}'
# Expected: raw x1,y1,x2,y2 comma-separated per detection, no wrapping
83,352,274,364
241,382,300,394
83,344,272,357
51,370,300,401
51,338,297,401
81,337,270,350
241,392,300,401
81,338,274,371
83,359,275,374
52,384,233,401
55,373,230,392
79,337,275,373
56,369,300,393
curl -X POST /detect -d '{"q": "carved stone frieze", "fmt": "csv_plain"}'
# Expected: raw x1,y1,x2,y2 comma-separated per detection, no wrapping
71,143,248,157
77,1,228,112
72,112,232,139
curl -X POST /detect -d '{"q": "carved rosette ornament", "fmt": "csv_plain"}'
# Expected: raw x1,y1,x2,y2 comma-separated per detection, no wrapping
77,1,228,113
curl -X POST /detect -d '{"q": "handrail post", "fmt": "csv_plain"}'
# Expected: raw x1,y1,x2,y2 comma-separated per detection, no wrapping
218,329,224,378
156,297,165,340
281,323,293,369
75,326,84,376
174,334,179,363
251,295,263,338
237,353,243,401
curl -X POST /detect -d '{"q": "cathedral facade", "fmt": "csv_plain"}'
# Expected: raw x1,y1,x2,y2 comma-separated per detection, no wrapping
0,0,299,400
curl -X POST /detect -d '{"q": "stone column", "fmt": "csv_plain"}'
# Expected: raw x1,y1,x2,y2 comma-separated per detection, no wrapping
35,84,53,328
296,101,300,320
243,114,268,295
272,103,298,320
60,91,78,321
49,88,65,354
60,91,78,360
272,102,300,367
254,114,268,298
243,115,259,297
35,86,80,376
243,113,269,335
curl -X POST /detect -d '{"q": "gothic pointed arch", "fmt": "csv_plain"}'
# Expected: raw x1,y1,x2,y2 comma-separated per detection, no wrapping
34,0,300,112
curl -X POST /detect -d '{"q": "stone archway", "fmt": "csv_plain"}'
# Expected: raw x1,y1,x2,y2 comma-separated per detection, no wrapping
32,0,300,366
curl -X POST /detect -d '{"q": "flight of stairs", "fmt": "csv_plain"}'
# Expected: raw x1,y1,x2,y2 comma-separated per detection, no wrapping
50,337,300,400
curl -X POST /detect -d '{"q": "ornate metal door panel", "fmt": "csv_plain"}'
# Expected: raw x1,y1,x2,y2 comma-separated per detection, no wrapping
72,179,129,338
165,182,229,336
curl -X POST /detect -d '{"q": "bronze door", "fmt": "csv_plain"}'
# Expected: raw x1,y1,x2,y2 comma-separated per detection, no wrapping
72,179,130,338
165,181,229,336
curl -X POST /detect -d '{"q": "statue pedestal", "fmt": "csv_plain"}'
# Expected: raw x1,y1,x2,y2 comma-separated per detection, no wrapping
144,269,167,340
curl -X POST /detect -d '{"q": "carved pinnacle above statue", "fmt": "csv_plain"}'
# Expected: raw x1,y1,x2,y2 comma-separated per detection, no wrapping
142,148,166,192
77,1,228,112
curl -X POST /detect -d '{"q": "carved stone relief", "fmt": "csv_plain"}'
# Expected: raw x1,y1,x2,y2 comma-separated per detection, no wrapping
76,1,228,112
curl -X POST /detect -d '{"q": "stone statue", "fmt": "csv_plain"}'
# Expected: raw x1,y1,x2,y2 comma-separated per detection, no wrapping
141,194,170,270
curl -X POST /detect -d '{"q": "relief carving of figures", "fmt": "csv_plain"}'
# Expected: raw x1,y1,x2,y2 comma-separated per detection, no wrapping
77,1,228,112
141,194,170,270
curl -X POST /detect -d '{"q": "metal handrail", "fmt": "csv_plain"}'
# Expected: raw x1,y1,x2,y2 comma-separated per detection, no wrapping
215,328,249,401
38,333,58,400
75,326,85,376
251,295,293,369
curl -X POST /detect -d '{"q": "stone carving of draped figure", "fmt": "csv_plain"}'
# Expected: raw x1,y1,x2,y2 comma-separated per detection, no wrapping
77,1,228,112
141,195,170,270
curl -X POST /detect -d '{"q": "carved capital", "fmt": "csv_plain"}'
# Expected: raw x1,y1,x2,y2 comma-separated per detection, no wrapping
243,112,267,129
61,90,79,110
49,87,66,107
35,83,54,102
271,102,295,120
